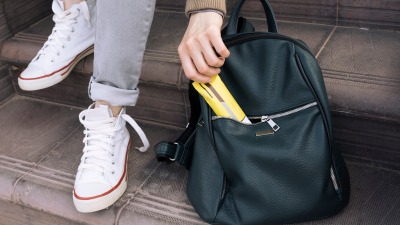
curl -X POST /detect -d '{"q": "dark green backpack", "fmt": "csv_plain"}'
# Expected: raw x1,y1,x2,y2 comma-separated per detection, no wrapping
156,0,350,224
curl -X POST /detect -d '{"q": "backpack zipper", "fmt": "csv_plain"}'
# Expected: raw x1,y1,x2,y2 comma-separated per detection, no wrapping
249,102,317,131
212,102,317,132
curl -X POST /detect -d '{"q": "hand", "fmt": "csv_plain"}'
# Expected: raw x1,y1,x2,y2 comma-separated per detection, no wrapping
178,12,230,83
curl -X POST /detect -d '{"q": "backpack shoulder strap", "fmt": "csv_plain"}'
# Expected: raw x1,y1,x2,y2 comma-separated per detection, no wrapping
154,82,200,170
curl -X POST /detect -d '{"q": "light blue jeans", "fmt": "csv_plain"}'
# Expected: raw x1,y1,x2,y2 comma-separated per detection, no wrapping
85,0,156,106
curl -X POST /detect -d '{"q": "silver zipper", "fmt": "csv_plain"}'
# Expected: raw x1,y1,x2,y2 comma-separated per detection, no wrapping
267,102,318,120
212,102,317,132
330,167,339,191
251,102,317,131
260,116,280,131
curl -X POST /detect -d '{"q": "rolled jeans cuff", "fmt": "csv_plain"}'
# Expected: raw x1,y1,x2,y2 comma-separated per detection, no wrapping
88,77,139,106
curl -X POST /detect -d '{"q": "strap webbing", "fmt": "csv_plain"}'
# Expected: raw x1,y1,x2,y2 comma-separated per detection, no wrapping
154,82,200,169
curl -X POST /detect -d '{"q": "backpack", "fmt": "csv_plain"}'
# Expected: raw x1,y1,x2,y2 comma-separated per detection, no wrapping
155,0,350,224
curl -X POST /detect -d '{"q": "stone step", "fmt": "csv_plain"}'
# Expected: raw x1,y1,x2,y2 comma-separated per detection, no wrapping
0,96,399,225
3,10,400,120
0,63,14,103
0,2,399,223
1,8,400,169
2,0,52,35
0,96,193,225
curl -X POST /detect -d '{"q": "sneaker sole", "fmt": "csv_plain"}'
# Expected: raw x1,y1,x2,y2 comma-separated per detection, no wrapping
72,141,130,213
18,45,94,91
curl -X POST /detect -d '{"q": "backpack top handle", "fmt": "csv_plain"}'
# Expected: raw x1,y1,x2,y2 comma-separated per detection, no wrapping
225,0,279,35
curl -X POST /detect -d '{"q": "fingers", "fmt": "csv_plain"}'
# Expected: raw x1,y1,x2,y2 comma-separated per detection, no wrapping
208,28,230,59
178,34,222,83
178,12,230,83
179,50,214,83
199,39,225,68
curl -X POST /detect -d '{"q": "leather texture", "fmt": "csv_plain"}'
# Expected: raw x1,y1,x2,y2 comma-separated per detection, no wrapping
185,0,351,224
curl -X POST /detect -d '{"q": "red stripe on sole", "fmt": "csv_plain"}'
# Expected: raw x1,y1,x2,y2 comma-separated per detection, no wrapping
19,45,94,80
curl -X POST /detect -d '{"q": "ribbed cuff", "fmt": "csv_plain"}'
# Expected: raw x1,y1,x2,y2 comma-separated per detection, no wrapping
185,0,226,17
188,9,224,18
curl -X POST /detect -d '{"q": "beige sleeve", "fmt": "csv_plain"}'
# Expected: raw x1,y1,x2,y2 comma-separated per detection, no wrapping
185,0,227,17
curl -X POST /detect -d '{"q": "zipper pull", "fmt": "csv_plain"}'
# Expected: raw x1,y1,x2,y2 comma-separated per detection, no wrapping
261,116,280,132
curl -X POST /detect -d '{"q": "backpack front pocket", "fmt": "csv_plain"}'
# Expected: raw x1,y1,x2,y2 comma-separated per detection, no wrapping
211,103,340,225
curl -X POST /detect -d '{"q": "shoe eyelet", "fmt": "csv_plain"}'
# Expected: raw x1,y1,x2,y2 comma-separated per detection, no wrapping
72,28,75,32
62,45,66,49
68,36,71,41
112,171,115,174
112,161,115,165
51,59,55,63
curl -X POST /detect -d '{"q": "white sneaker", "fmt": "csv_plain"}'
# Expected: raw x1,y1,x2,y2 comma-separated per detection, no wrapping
18,0,95,91
73,104,149,213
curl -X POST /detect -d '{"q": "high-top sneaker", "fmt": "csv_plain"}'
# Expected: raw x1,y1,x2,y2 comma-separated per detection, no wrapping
73,104,149,213
18,0,95,91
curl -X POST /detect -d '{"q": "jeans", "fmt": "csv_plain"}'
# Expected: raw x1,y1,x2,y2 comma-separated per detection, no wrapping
83,0,156,106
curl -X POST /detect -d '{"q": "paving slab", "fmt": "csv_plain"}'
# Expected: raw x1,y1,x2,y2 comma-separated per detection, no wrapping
297,162,400,225
319,27,400,119
0,96,81,163
121,163,204,225
247,19,334,55
0,96,80,202
0,65,14,104
0,199,83,225
13,179,116,225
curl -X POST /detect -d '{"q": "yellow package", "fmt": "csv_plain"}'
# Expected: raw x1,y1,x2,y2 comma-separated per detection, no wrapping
193,75,251,124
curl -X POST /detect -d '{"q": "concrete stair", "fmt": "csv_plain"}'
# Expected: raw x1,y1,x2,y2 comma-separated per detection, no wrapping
0,0,399,224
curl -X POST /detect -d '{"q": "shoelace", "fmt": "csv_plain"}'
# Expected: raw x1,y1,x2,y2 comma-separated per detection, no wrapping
35,2,90,63
77,110,149,182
